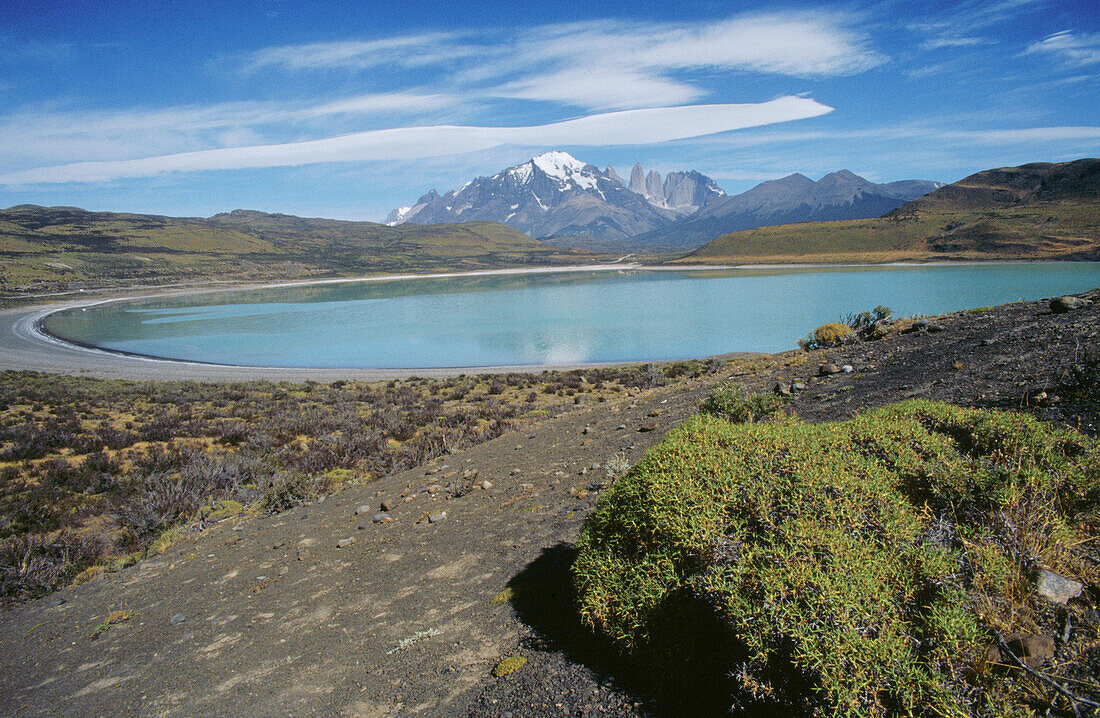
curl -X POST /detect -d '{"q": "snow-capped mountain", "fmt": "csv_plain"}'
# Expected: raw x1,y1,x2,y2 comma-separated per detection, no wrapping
386,152,941,250
385,151,723,242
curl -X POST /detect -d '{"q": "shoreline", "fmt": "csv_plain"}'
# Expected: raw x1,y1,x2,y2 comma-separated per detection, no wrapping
5,260,1097,382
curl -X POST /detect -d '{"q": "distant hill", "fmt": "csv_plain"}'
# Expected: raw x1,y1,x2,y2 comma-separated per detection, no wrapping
0,205,581,294
387,152,940,250
678,158,1100,265
632,171,941,249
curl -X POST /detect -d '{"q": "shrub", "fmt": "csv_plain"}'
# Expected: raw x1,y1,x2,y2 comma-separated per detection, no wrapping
574,400,1100,716
801,321,854,350
698,383,786,424
0,530,105,604
257,471,317,514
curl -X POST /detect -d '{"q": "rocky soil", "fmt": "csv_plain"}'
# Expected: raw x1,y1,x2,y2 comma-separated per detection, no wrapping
0,286,1097,717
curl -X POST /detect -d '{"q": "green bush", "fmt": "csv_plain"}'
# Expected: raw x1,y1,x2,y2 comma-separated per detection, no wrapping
698,383,786,424
574,400,1099,716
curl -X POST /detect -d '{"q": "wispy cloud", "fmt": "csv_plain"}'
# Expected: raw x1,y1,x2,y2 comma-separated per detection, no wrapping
239,32,485,72
232,13,883,111
0,98,833,185
0,92,460,166
909,0,1045,53
1025,31,1100,67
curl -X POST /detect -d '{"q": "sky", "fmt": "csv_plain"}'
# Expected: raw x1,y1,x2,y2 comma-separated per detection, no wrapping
0,0,1097,221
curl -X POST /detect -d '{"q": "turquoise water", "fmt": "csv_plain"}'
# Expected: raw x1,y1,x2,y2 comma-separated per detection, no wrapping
42,264,1100,369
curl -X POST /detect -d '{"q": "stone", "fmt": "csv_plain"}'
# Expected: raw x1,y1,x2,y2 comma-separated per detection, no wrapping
479,480,493,490
987,634,1056,668
841,365,854,374
169,613,186,625
1051,296,1092,313
773,381,791,396
372,513,392,524
428,511,447,523
354,505,372,516
818,363,841,376
616,424,627,430
927,324,945,332
425,465,441,475
336,537,356,548
1036,569,1083,604
792,381,806,391
582,426,591,435
520,483,534,490
380,499,394,512
461,468,478,479
427,484,441,494
638,422,658,432
912,319,931,330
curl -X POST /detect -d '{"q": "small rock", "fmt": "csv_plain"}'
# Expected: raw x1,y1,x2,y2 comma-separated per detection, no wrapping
616,424,627,430
256,575,267,581
403,496,415,503
336,537,356,548
461,468,478,480
1036,569,1083,604
520,483,534,490
428,511,447,524
988,634,1056,668
357,523,369,530
1051,296,1092,313
479,480,493,490
818,363,841,376
425,466,441,475
372,513,393,524
582,426,591,435
380,499,394,512
980,338,995,346
841,365,854,374
927,324,945,333
773,381,791,396
354,505,372,516
792,381,806,391
912,319,931,330
647,410,663,417
638,422,658,432
169,613,186,626
427,484,441,494
224,537,238,546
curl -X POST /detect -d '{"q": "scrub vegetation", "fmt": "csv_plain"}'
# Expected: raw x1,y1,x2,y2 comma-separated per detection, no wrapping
574,398,1100,716
0,359,722,605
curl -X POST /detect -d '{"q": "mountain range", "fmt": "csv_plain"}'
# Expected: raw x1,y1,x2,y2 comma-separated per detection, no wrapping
386,151,941,250
680,158,1100,265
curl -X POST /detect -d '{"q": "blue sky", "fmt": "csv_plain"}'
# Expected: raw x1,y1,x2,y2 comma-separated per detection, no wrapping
0,0,1097,221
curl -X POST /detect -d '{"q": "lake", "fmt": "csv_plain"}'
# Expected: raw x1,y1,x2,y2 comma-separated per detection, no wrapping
40,263,1100,369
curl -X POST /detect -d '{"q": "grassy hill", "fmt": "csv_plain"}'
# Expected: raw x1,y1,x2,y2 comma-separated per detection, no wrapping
0,205,587,295
677,158,1100,265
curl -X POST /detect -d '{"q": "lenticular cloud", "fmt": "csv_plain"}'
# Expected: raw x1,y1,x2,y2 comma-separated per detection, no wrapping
0,97,832,185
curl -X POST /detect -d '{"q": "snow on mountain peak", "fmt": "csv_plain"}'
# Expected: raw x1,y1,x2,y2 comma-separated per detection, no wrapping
529,150,598,190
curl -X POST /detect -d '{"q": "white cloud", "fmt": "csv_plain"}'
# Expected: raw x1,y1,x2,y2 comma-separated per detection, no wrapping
240,32,484,72
0,92,460,166
231,12,882,111
497,68,703,111
0,97,833,185
1025,31,1100,67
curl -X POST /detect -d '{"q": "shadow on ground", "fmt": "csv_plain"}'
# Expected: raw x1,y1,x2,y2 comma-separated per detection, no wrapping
504,542,781,718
